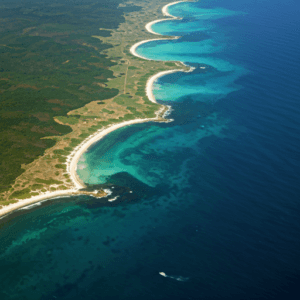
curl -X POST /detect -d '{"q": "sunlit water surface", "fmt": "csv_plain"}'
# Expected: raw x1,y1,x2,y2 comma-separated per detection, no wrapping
1,0,300,299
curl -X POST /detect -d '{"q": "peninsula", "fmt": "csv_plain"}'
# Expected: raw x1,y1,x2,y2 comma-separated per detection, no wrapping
0,0,191,217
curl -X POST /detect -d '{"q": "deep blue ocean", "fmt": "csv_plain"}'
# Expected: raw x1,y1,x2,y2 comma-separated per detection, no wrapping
1,0,300,299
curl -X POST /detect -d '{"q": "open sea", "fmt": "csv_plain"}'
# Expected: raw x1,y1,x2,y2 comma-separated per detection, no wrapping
1,0,300,299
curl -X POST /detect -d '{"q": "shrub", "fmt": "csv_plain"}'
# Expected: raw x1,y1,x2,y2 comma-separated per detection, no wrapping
9,188,31,199
2,200,18,206
53,149,69,156
35,178,63,184
30,192,39,196
31,184,43,190
58,185,68,190
55,164,67,170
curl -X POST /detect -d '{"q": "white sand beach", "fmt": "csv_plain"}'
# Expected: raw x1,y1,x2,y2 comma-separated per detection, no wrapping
146,69,184,103
129,36,181,60
0,115,170,218
67,118,164,188
0,190,76,218
162,1,186,17
129,39,163,60
145,19,170,35
145,1,188,36
130,1,189,57
131,0,194,107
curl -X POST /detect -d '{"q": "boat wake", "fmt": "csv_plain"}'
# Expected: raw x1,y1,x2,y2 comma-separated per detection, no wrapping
159,271,189,282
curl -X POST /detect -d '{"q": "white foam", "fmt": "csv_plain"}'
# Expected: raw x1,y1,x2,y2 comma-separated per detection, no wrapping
108,196,119,202
103,189,113,196
19,202,42,210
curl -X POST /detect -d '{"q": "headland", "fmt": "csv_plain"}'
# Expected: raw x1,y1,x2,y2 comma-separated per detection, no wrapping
0,0,192,218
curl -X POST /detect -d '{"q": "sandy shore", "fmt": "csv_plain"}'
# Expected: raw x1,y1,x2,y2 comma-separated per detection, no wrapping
0,190,77,218
129,36,181,60
130,1,189,57
146,69,184,103
130,39,163,60
67,117,164,188
142,1,187,39
134,0,194,105
162,1,186,17
0,117,167,218
145,19,170,35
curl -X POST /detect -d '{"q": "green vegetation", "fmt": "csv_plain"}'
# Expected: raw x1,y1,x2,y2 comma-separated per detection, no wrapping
164,62,177,67
0,0,141,194
53,149,70,156
30,192,40,196
79,133,90,138
69,138,82,148
1,200,18,206
31,184,44,190
35,178,63,185
58,185,68,190
9,188,31,200
0,0,185,204
55,164,67,170
102,109,115,114
56,116,80,125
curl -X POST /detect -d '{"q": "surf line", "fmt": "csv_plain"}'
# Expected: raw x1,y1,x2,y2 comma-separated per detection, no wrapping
130,0,195,103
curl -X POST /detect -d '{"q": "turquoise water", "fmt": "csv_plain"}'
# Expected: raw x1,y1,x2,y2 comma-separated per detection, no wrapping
1,0,300,299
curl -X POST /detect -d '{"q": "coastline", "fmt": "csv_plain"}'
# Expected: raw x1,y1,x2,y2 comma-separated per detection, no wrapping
66,117,167,188
162,1,186,17
129,39,164,60
129,36,181,60
146,69,183,103
131,0,195,104
145,19,171,36
0,190,77,218
130,0,186,58
0,114,169,219
0,0,190,218
67,0,194,194
145,0,187,35
65,0,195,193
